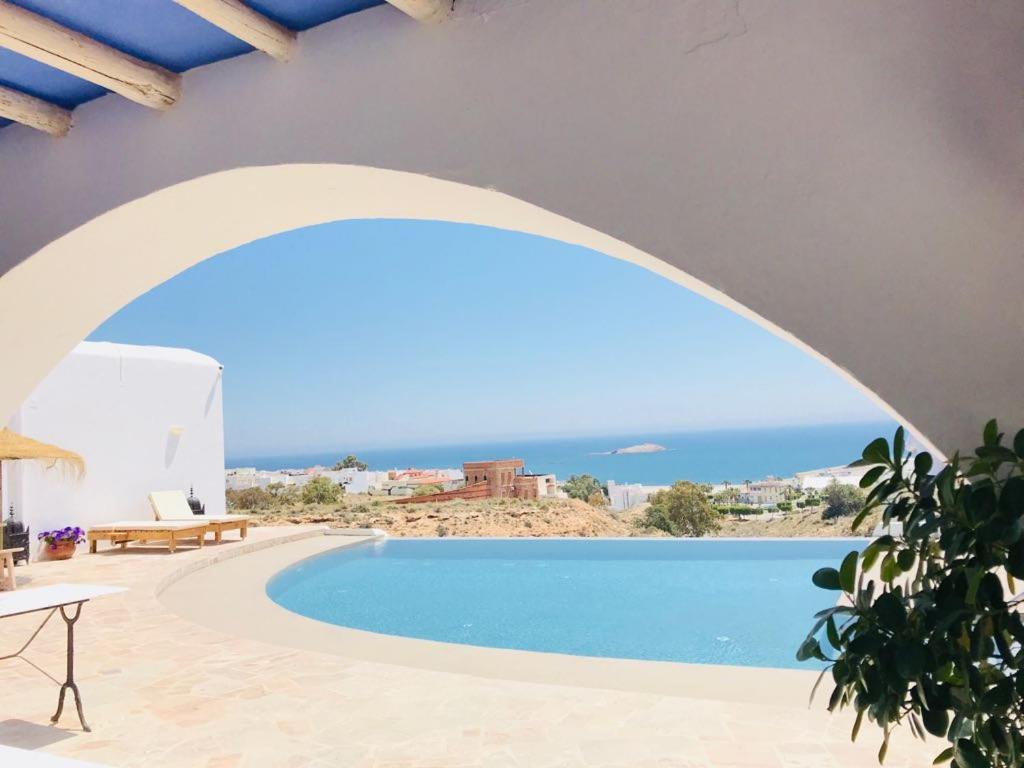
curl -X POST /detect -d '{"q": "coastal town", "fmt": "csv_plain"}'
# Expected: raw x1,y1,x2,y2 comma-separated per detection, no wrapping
224,455,877,538
226,457,871,509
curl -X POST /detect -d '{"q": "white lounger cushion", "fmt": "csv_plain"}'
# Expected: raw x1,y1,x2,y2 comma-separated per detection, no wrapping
90,520,208,531
149,490,251,523
149,490,200,520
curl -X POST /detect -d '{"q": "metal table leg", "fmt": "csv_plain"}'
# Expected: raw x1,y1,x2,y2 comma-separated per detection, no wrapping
50,602,90,732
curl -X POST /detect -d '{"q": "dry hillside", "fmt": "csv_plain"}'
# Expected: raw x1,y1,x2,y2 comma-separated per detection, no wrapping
232,491,878,538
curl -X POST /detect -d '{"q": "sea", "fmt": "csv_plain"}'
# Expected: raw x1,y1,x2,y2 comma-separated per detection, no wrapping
227,421,898,486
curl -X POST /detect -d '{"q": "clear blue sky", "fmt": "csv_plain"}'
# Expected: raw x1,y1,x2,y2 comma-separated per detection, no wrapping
89,220,887,458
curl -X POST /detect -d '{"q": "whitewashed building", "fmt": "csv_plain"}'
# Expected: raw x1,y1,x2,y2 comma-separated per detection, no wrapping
606,480,670,511
795,465,872,491
4,342,225,556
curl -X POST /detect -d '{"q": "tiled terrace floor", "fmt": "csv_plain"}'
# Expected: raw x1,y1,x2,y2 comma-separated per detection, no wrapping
0,528,937,767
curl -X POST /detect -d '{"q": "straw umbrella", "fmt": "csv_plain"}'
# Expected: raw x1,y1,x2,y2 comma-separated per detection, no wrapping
0,428,85,550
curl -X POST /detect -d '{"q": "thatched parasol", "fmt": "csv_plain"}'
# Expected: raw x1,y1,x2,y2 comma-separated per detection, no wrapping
0,428,85,549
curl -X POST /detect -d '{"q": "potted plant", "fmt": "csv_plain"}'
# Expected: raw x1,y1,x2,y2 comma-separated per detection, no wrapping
37,526,86,560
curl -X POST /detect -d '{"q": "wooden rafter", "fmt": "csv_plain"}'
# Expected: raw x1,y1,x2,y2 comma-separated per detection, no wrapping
385,0,452,24
0,0,181,110
173,0,296,62
0,83,70,136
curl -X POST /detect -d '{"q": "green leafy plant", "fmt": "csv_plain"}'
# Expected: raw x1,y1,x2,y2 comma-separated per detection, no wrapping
332,454,368,471
563,474,603,502
821,479,866,520
640,481,720,537
301,475,342,505
799,421,1024,767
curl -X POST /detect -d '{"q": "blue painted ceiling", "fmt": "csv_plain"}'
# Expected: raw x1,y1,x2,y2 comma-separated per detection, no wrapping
0,0,386,127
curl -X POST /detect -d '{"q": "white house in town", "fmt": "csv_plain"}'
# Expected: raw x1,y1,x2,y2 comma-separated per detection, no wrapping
224,466,392,494
4,342,225,556
795,465,872,492
606,480,670,511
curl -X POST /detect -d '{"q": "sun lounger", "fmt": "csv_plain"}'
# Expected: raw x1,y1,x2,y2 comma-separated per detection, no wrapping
87,520,208,553
149,490,250,543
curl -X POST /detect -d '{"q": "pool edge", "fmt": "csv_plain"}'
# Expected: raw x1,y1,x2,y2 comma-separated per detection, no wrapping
160,535,830,708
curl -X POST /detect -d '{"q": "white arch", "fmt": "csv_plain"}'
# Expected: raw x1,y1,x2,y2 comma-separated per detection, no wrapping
0,163,938,453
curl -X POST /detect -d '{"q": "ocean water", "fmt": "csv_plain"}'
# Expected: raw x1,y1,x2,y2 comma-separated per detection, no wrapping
229,421,896,485
267,538,859,669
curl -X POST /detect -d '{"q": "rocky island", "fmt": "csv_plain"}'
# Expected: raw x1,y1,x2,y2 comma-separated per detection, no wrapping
609,442,667,455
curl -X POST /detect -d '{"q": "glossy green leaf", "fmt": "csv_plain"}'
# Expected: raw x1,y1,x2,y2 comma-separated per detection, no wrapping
860,466,886,489
983,419,999,448
1006,540,1024,580
863,437,891,465
826,616,841,650
922,706,949,738
880,554,897,583
932,747,954,764
839,551,858,593
893,427,905,462
851,709,864,741
915,451,933,477
1014,428,1024,460
812,567,842,590
955,738,990,768
896,548,915,572
874,592,905,630
796,636,821,662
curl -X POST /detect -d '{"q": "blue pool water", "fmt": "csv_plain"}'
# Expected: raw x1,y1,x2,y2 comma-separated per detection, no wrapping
267,538,859,669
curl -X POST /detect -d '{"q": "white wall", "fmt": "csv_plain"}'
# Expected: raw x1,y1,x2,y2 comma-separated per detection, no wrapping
607,480,670,512
0,0,1021,455
5,342,225,554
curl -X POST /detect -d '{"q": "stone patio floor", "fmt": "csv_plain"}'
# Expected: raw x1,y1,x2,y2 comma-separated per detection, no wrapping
0,527,937,767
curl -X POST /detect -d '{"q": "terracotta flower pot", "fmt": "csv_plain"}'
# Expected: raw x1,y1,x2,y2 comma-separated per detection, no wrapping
48,540,77,560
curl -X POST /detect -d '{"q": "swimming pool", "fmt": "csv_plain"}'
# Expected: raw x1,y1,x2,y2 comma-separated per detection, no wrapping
266,538,860,669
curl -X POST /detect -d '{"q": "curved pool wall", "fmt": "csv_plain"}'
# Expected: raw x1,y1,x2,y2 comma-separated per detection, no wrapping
266,538,861,670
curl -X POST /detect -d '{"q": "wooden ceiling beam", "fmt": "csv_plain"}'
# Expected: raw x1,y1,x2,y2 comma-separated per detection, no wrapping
385,0,452,24
0,84,70,136
0,0,180,109
173,0,296,62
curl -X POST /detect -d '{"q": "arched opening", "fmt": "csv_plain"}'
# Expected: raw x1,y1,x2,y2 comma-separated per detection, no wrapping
0,163,936,454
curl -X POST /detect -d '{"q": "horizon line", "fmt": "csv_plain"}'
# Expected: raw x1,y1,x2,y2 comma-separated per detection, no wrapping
225,418,898,464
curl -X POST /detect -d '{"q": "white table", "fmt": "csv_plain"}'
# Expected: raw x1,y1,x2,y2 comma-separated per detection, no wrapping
0,745,105,766
0,584,126,732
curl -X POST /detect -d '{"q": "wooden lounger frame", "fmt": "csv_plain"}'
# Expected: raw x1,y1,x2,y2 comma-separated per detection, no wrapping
87,518,249,553
87,523,208,554
204,518,249,543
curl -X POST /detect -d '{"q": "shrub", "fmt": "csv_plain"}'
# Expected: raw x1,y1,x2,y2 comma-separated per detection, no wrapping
301,476,342,505
563,474,603,501
800,422,1024,767
820,480,864,520
777,501,793,512
435,523,449,537
640,481,720,537
715,504,763,516
586,490,608,508
266,482,300,507
414,483,444,497
228,486,272,510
